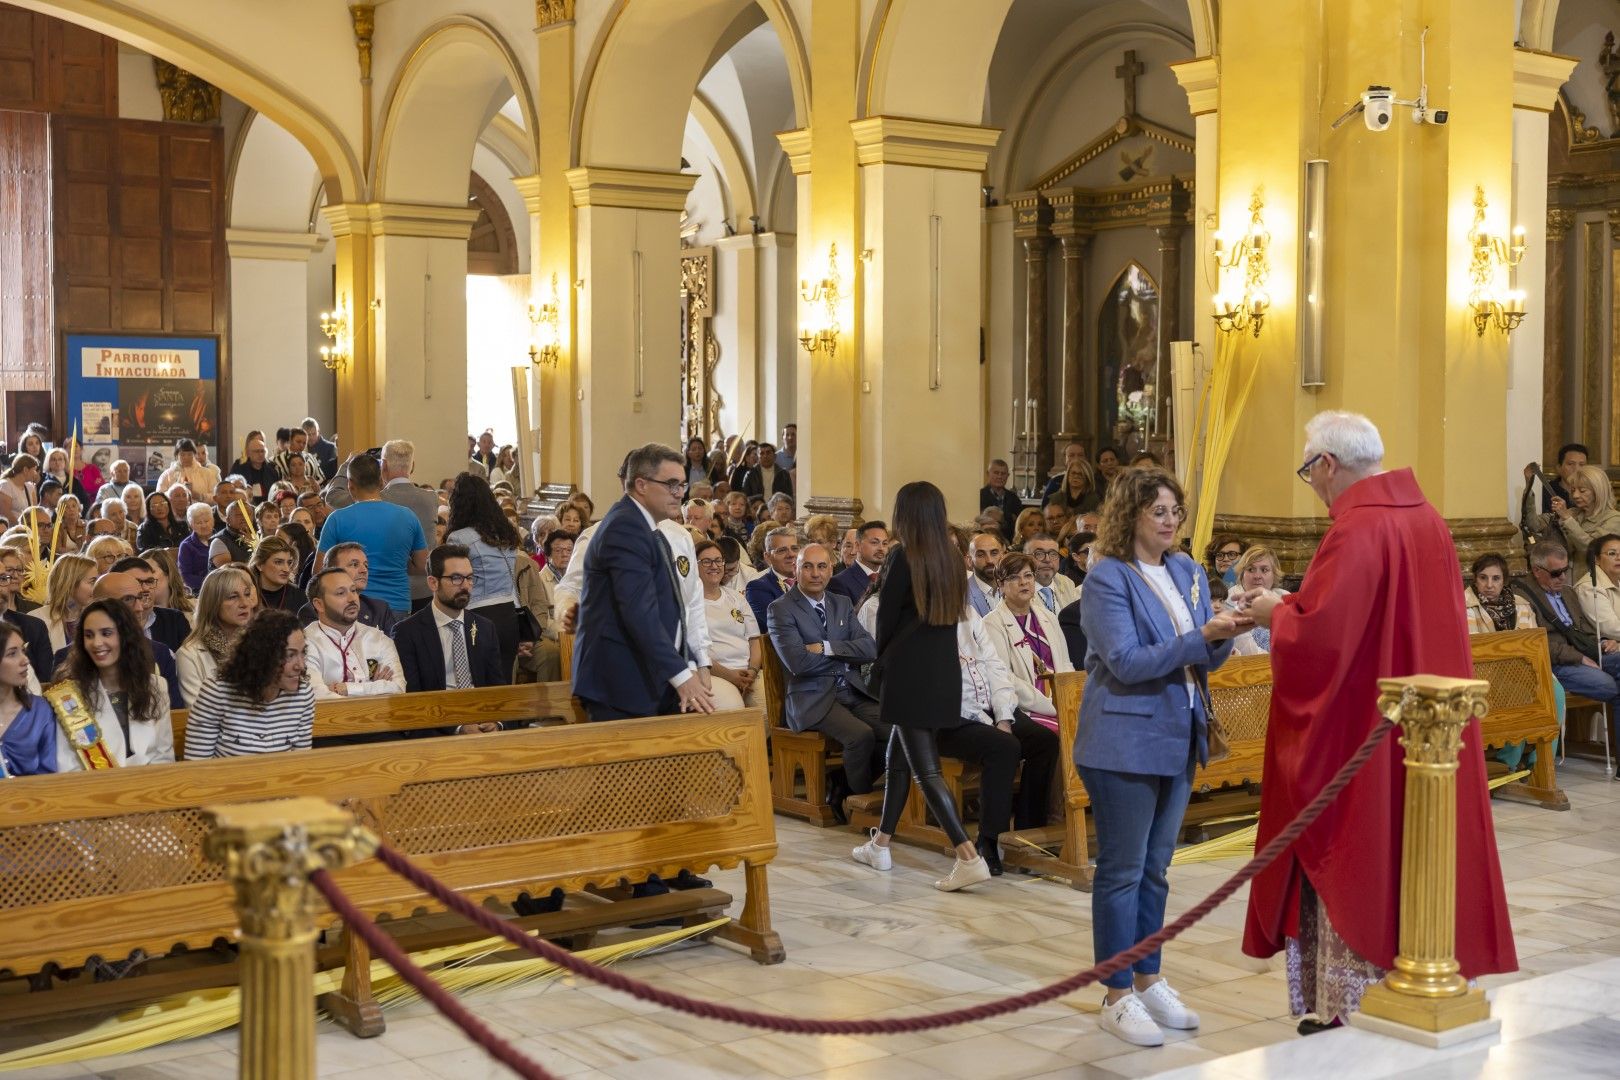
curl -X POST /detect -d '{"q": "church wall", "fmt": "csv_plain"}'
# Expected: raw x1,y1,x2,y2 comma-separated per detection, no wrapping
756,232,796,442
472,146,531,276
230,256,310,444
114,44,160,121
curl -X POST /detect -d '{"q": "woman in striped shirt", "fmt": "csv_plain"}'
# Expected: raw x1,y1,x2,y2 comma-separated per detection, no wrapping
184,608,314,759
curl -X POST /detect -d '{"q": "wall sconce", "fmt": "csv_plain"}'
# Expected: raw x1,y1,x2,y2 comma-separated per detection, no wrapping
1467,186,1527,336
799,243,842,358
528,272,562,367
318,294,351,371
1209,191,1271,338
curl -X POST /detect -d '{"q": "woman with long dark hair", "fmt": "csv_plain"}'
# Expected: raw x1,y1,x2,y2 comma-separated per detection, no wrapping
137,491,188,549
184,608,313,759
0,621,56,775
447,472,527,678
52,598,173,770
248,535,301,611
851,480,990,891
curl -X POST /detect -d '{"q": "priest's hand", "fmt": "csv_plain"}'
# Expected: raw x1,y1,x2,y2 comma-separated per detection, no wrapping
1247,590,1284,628
1201,610,1253,643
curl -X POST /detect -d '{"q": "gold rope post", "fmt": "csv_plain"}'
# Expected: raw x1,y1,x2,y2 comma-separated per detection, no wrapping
204,798,376,1079
1352,675,1501,1047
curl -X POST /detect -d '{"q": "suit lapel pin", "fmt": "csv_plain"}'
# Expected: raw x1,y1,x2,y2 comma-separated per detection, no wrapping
470,623,478,647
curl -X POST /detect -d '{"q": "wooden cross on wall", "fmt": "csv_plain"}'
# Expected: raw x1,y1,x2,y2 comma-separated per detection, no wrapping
1116,50,1146,116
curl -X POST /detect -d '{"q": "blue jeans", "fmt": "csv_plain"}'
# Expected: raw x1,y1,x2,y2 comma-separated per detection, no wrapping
1078,746,1196,990
1552,648,1620,703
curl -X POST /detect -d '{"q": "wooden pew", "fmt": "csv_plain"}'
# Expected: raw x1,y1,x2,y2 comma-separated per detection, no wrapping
169,680,585,752
0,708,781,1037
1044,626,1567,890
760,636,844,825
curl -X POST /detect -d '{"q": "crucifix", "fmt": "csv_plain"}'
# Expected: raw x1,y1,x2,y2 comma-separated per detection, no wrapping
1115,49,1146,116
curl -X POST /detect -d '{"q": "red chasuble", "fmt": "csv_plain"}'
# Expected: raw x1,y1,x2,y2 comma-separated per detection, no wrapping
1241,469,1516,977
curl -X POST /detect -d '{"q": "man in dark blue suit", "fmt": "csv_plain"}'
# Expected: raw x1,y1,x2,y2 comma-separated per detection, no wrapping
744,527,800,629
393,545,507,693
827,520,887,605
111,556,190,653
573,444,716,722
767,543,887,822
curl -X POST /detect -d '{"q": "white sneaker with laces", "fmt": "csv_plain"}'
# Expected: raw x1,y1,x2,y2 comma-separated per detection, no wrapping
851,830,892,871
933,855,991,892
1098,992,1165,1047
1135,979,1200,1030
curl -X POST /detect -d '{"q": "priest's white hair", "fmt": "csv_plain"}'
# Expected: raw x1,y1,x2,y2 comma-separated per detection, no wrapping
1303,410,1384,471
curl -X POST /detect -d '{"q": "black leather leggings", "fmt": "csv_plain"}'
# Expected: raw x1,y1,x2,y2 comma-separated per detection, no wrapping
876,726,971,848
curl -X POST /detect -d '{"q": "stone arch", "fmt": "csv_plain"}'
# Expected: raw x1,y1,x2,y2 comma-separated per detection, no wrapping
574,0,809,171
991,22,1197,197
227,110,324,232
373,18,538,204
690,92,758,227
1521,0,1561,51
7,0,362,201
861,0,1215,123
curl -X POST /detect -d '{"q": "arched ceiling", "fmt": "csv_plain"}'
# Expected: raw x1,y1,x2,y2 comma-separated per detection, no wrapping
229,111,323,232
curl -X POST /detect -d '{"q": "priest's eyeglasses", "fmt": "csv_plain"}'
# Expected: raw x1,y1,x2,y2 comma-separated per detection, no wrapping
1296,454,1323,483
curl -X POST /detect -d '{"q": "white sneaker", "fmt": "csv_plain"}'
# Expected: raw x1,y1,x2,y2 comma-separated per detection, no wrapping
852,830,892,871
1098,992,1165,1047
1135,979,1200,1030
933,855,991,892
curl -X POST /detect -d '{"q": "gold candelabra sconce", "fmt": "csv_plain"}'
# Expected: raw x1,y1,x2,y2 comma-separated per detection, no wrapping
1467,187,1527,337
318,294,352,372
1209,192,1271,338
528,273,562,367
799,243,843,358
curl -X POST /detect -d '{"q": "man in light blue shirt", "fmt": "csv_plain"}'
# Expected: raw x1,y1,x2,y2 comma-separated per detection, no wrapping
314,454,427,618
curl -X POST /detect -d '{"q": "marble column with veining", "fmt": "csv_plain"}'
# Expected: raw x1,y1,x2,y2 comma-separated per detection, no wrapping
1056,232,1090,450
1156,222,1185,445
1023,234,1052,485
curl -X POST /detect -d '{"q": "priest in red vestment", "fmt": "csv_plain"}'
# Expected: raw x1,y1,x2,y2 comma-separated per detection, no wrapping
1243,411,1516,1029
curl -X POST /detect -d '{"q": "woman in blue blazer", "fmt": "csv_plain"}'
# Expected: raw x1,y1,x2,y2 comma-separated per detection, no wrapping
1076,467,1251,1049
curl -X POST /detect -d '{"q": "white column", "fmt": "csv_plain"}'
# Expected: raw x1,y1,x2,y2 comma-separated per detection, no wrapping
983,204,1016,466
852,118,1001,521
227,228,326,449
713,233,760,440
566,168,696,501
755,232,797,442
368,203,480,485
1171,57,1219,352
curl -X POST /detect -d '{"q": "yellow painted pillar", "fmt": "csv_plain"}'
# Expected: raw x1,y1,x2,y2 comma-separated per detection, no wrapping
775,0,863,521
1209,3,1523,568
852,118,1001,521
565,167,696,501
527,4,578,487
320,204,377,455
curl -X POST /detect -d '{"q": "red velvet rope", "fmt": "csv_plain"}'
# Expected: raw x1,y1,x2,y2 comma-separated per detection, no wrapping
309,716,1393,1062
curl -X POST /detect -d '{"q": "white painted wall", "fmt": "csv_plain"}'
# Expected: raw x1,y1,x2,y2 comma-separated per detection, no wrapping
1508,107,1549,521
231,257,312,442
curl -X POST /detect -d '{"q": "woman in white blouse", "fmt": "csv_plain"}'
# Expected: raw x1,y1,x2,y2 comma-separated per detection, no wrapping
175,566,257,705
695,539,763,709
52,598,174,770
1576,532,1620,643
983,552,1074,731
1228,545,1288,656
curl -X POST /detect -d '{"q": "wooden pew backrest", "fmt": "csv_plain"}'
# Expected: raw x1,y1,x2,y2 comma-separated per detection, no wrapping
170,681,583,752
0,709,775,978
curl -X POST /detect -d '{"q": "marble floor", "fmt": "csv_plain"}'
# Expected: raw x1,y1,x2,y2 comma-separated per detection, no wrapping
11,758,1620,1080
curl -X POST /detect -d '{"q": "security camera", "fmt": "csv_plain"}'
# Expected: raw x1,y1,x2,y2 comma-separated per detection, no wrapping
1362,86,1393,131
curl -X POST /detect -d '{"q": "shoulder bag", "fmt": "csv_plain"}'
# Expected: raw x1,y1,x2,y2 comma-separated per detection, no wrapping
506,548,543,642
1125,558,1230,763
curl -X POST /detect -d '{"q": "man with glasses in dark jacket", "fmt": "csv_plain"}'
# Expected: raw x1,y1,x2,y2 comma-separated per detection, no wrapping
1512,539,1620,706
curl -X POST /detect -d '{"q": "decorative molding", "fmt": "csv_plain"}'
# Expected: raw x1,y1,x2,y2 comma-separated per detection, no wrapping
351,5,376,83
803,495,864,528
512,174,542,216
321,202,479,240
1512,47,1578,112
848,116,1003,172
1031,116,1195,192
1547,207,1576,242
320,203,375,239
536,0,575,28
1169,55,1219,116
1009,190,1051,239
1562,91,1606,145
1211,513,1520,576
1045,175,1194,234
775,128,813,176
153,59,221,124
226,228,327,262
564,167,696,211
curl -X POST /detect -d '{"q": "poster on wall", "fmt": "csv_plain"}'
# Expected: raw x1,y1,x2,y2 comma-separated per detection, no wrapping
65,335,219,486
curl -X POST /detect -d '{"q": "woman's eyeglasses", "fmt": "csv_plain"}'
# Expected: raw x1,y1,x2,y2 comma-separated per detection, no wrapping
1214,550,1242,563
1146,506,1187,523
697,558,725,569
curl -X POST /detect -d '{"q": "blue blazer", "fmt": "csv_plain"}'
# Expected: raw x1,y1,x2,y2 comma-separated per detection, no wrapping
572,495,688,716
826,562,875,606
393,607,505,692
745,571,791,631
765,588,876,732
1075,553,1232,776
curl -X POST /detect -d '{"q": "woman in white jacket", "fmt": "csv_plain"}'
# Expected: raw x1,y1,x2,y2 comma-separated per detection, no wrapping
982,552,1073,731
52,599,173,770
1576,533,1620,643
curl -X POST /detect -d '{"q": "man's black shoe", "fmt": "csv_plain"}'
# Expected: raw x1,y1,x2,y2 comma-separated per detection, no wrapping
825,774,852,825
975,835,1004,876
513,887,565,915
670,870,712,890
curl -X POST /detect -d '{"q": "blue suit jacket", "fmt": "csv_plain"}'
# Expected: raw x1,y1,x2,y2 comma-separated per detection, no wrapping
745,570,791,631
765,588,877,732
1075,554,1232,775
827,562,876,606
393,606,505,692
572,495,687,716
